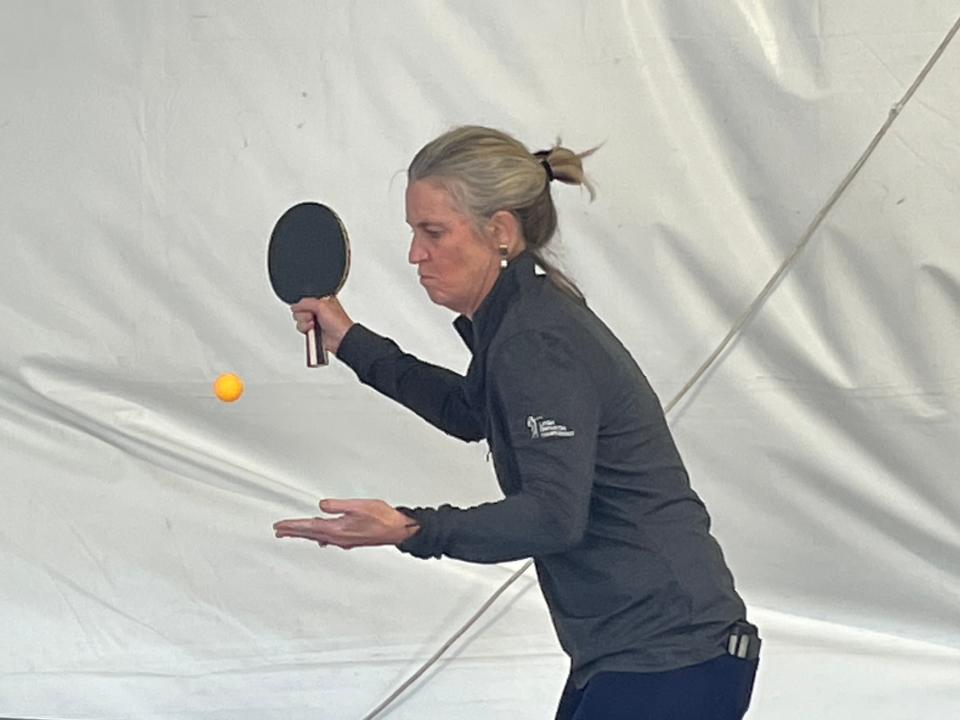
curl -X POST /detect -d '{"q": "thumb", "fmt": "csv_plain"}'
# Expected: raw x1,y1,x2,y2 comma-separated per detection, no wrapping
292,298,322,313
319,498,357,515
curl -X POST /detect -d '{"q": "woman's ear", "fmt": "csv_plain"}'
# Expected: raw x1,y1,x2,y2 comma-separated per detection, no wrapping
487,210,525,255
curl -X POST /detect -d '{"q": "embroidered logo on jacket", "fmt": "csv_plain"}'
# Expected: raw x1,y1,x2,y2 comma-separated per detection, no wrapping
526,415,576,439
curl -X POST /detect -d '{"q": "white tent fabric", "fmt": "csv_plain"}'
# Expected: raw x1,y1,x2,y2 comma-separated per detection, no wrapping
1,1,958,718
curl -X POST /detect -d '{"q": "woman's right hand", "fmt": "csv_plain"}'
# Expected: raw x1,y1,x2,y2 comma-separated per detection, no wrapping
291,297,354,354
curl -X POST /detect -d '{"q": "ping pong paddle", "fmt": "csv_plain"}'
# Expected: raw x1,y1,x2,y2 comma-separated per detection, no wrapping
267,202,351,367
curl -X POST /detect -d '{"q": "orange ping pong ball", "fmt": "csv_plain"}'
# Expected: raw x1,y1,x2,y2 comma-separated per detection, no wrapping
213,373,244,403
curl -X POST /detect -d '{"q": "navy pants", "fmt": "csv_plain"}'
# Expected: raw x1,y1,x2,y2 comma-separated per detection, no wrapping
554,654,759,720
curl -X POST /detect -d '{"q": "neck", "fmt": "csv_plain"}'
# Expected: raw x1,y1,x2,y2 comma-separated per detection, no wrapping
462,261,504,319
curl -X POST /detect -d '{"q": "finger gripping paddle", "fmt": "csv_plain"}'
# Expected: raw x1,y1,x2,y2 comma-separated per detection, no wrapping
268,202,351,367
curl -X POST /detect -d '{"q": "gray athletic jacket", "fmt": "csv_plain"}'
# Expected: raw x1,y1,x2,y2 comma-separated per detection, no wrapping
336,252,753,687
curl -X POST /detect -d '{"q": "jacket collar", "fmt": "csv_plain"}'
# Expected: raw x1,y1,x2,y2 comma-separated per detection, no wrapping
453,251,537,356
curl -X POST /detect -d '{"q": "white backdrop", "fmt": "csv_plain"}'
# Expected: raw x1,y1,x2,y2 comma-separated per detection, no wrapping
1,1,959,718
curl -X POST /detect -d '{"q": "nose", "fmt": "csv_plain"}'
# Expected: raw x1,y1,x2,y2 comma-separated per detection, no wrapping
408,235,428,265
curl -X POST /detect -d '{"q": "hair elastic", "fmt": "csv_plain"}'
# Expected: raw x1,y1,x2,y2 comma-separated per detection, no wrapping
533,150,555,182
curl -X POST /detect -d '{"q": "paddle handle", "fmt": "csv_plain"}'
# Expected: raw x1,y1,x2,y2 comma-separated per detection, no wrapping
306,319,328,367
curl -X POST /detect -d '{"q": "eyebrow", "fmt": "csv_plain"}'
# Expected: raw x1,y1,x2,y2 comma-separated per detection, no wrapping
406,219,447,229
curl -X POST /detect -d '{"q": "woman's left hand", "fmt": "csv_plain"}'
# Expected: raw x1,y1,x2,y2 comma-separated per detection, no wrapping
273,499,419,549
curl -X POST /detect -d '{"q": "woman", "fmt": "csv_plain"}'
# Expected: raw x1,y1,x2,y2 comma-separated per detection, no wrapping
273,126,760,719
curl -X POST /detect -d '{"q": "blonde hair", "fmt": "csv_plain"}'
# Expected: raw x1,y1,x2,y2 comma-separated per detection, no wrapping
408,125,597,300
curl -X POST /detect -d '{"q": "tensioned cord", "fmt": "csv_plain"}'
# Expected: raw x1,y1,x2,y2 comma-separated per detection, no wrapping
359,562,532,720
664,12,960,415
361,14,960,720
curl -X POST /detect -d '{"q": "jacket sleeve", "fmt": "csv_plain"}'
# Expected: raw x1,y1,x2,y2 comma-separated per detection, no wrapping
396,330,601,563
335,323,485,442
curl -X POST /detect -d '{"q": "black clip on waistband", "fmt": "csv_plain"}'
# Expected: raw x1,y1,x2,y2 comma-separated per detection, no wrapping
727,624,761,660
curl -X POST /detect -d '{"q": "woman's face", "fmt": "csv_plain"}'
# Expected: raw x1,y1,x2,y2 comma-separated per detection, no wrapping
405,179,503,318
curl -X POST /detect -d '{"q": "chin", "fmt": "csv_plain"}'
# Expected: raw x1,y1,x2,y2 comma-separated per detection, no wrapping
422,285,445,304
423,287,461,313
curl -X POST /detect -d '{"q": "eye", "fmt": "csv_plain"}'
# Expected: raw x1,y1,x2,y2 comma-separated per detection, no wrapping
416,226,443,241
